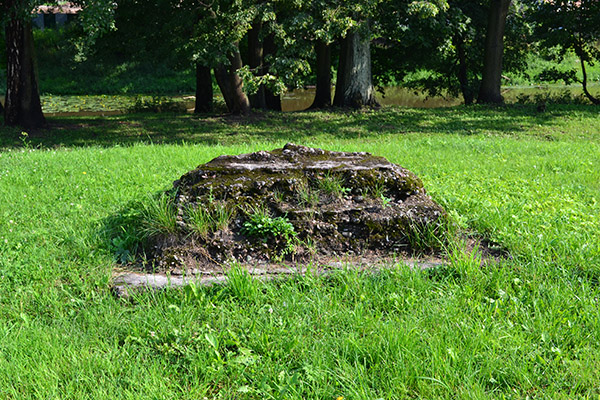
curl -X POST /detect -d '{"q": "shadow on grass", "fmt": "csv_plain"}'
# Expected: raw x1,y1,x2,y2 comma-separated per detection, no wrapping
1,104,598,149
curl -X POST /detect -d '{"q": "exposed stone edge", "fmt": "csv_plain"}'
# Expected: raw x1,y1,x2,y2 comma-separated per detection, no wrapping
111,260,445,298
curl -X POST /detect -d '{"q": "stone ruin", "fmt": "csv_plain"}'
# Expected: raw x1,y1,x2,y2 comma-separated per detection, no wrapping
138,143,448,275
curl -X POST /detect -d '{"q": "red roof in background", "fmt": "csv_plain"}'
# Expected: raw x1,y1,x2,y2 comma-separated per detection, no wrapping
34,2,82,14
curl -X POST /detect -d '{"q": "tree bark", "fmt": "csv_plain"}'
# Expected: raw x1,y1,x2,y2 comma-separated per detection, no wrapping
333,37,348,107
309,40,332,109
194,63,213,113
214,45,250,115
4,17,46,128
247,20,267,109
263,34,281,111
453,34,474,105
477,0,511,104
576,45,600,105
333,30,378,109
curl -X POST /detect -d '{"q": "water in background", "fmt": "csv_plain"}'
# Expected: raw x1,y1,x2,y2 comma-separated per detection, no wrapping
27,84,600,117
280,85,600,111
281,87,460,111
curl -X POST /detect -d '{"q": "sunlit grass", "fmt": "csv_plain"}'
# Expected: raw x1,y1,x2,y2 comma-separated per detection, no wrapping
0,106,599,398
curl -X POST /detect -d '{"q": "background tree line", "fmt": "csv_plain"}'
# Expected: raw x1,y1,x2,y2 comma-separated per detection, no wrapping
1,0,600,129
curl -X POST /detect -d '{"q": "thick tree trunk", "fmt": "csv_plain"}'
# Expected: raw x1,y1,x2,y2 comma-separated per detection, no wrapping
194,63,213,113
333,30,378,109
477,0,511,104
453,34,474,105
247,20,267,109
4,18,46,128
309,40,332,109
214,45,250,115
263,34,281,111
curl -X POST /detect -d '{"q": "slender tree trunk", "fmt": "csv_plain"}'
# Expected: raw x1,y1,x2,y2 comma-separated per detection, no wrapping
214,45,250,115
194,63,213,113
577,46,600,105
477,0,511,104
333,29,378,109
453,34,474,105
247,20,267,109
309,40,332,109
0,98,4,115
4,18,46,128
263,34,281,111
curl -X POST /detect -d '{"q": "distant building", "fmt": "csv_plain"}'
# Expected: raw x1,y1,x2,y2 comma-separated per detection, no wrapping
32,2,82,30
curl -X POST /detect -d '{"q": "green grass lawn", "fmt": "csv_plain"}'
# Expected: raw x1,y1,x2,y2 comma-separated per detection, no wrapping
1,105,599,398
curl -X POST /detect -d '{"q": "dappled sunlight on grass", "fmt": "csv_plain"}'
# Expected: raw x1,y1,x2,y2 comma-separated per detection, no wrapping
1,104,599,149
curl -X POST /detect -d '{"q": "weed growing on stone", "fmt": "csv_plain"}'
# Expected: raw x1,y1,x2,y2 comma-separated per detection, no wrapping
317,173,350,199
139,192,178,239
183,201,236,238
372,182,386,199
296,183,319,208
184,205,213,237
272,189,286,204
212,202,234,231
242,208,298,257
380,194,392,208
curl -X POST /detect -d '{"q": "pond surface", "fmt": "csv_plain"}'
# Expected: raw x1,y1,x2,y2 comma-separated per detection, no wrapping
281,87,460,111
280,85,600,111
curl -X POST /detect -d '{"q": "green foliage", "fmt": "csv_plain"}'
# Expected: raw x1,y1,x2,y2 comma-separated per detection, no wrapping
224,264,262,303
242,208,298,256
129,96,187,114
528,0,600,103
375,0,530,104
514,90,590,106
536,67,578,86
380,194,392,208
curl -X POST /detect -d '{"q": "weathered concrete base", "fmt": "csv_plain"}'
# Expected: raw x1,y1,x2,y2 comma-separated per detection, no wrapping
112,258,445,298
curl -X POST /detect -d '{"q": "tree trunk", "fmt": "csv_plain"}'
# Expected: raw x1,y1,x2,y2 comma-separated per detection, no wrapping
263,34,281,111
4,18,46,128
477,0,511,104
247,20,267,109
214,45,250,115
453,34,474,105
333,37,348,107
333,30,378,109
577,45,600,105
309,40,332,109
194,63,213,113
